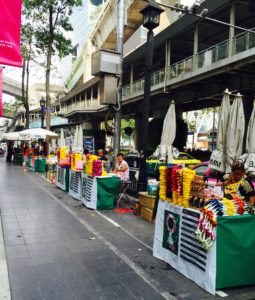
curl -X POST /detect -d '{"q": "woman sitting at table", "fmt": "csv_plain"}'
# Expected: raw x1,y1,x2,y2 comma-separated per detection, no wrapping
114,152,129,182
210,160,255,205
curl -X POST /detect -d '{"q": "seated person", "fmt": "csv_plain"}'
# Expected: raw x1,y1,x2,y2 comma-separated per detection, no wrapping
98,149,108,161
114,152,129,181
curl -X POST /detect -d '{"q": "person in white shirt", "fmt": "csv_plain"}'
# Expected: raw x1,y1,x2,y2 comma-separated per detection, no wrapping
114,152,130,181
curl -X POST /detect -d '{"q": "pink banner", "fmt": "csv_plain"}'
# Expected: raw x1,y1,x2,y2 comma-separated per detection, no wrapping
0,0,23,67
0,69,2,117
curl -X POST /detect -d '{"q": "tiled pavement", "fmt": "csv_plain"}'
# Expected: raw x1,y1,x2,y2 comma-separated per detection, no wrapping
0,162,255,300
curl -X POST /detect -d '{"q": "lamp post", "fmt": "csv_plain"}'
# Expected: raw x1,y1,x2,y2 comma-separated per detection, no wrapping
138,1,164,191
40,97,46,128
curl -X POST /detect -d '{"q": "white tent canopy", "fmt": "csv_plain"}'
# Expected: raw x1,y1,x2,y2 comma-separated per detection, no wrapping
209,91,231,173
153,101,176,163
73,126,79,150
226,94,245,172
2,132,21,141
19,128,59,140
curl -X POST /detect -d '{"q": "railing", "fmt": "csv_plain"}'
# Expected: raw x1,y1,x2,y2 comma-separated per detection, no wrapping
61,98,100,114
123,30,255,99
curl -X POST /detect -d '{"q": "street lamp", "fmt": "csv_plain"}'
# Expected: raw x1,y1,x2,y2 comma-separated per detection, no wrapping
40,97,46,128
138,1,164,191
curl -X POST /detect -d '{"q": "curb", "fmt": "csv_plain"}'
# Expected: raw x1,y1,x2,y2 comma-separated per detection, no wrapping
0,210,11,300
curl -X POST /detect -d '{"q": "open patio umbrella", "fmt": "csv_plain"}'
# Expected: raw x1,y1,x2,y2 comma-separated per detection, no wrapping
209,91,231,173
19,128,58,140
2,132,21,141
225,94,245,172
59,128,65,147
153,101,176,163
244,105,255,175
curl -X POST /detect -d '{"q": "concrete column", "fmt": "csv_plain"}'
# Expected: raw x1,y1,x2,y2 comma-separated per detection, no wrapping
242,93,254,152
228,1,236,57
134,113,143,150
192,24,199,71
130,64,134,85
165,39,171,80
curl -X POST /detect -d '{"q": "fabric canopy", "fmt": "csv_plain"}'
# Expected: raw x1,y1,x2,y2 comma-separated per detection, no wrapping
73,126,79,150
2,132,20,141
226,94,245,172
19,128,58,140
244,105,255,174
209,91,231,173
59,128,65,147
77,125,83,152
153,101,176,163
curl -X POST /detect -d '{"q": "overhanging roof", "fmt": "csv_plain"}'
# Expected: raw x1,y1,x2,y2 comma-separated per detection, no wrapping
61,77,100,103
123,0,230,66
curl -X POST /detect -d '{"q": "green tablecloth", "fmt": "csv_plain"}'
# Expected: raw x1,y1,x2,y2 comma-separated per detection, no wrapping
216,214,255,289
34,158,46,173
97,177,122,210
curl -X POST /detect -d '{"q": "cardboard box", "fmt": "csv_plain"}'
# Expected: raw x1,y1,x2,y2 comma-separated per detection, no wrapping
141,207,154,223
139,192,156,209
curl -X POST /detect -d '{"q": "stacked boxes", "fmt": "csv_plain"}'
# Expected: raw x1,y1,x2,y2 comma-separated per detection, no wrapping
138,192,157,223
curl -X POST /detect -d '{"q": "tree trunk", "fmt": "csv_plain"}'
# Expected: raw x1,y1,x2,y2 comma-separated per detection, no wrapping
25,47,31,129
45,5,53,130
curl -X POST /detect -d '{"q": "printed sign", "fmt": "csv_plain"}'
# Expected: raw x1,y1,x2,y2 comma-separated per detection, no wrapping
0,0,23,67
84,136,95,153
163,210,180,255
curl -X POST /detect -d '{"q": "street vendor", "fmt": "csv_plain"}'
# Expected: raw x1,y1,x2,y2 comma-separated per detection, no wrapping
114,152,130,181
210,160,255,205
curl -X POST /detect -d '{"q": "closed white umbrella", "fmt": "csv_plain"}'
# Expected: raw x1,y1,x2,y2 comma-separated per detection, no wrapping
244,105,255,174
59,128,65,147
226,94,245,172
153,101,176,163
209,91,231,173
19,128,58,140
3,132,20,141
77,125,83,152
73,126,79,150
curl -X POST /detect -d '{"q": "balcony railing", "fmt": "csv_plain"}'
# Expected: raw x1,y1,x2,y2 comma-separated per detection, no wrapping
123,30,255,99
61,98,100,115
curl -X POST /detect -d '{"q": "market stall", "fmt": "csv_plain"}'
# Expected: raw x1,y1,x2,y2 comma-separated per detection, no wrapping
81,173,121,210
153,165,255,295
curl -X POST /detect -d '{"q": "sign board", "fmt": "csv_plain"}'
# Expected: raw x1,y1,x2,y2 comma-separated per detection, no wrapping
43,106,55,113
84,136,95,153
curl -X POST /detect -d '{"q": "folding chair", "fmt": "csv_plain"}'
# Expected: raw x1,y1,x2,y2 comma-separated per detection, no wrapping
117,181,131,207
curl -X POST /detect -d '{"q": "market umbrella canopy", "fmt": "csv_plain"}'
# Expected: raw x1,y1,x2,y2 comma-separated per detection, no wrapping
244,105,255,175
153,100,176,163
209,91,231,173
2,132,20,141
19,128,59,140
226,94,245,172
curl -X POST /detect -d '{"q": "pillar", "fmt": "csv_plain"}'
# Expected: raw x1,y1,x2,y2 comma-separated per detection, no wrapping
165,39,171,80
134,113,143,151
228,1,236,57
242,93,254,153
192,24,199,71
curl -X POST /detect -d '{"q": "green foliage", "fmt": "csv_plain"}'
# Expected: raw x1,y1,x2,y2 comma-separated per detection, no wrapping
23,0,82,58
121,119,135,138
3,100,23,117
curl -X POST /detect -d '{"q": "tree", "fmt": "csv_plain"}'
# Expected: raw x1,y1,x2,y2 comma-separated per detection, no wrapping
21,21,34,129
24,0,82,130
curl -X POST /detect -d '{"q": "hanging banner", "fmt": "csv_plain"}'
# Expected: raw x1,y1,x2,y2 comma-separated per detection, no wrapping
0,0,23,67
0,68,2,117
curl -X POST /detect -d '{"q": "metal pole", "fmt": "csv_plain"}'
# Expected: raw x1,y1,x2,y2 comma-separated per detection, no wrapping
138,29,154,191
212,108,216,151
113,0,125,156
41,108,44,128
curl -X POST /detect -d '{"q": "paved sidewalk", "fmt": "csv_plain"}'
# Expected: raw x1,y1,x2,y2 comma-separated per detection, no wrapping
0,162,255,300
